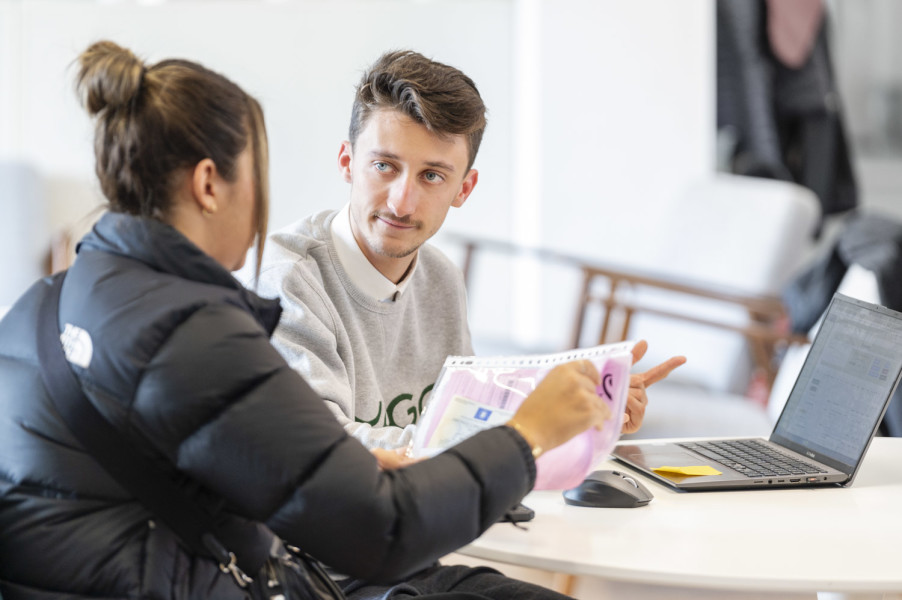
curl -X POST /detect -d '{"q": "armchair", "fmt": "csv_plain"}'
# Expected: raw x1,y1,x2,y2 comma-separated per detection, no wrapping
0,162,48,306
444,174,821,430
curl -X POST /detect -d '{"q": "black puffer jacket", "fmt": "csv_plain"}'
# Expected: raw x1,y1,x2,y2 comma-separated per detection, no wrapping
0,213,535,600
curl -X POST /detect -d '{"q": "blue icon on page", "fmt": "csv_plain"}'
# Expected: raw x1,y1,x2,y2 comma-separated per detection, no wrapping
474,408,492,421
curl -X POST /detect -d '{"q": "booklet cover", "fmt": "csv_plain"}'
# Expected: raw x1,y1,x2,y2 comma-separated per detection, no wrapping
410,342,635,490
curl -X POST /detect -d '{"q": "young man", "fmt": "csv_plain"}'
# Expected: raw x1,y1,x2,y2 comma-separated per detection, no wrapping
246,50,682,455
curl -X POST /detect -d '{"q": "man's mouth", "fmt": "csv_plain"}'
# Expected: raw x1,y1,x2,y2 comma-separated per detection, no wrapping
375,214,418,230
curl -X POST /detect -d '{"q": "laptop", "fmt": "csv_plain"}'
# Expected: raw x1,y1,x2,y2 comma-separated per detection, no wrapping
612,293,902,491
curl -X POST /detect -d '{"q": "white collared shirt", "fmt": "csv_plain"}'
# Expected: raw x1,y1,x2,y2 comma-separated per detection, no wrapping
330,204,418,302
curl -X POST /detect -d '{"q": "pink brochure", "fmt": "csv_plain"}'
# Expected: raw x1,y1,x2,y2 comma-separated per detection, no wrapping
410,342,635,490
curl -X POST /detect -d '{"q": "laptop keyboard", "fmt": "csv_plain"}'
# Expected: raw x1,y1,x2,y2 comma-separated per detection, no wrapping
678,439,828,478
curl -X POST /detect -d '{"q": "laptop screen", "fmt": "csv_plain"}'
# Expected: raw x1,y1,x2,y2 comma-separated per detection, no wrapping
771,294,902,473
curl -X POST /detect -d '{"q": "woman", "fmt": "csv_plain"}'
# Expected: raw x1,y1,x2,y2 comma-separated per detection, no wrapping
0,41,610,599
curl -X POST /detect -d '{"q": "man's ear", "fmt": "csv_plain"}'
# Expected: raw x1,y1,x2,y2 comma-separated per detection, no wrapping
191,158,220,214
452,168,478,208
338,141,353,184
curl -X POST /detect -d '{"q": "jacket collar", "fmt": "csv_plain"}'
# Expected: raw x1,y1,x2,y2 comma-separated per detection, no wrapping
77,212,282,335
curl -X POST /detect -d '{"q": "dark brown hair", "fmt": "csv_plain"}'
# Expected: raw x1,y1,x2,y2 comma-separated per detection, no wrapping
75,40,269,272
349,50,487,170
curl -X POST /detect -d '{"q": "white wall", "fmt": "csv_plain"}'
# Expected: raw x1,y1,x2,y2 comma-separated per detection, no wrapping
446,0,715,357
539,1,714,261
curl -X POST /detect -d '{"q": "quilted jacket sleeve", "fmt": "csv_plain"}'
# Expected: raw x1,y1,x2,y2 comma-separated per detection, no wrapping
130,303,535,583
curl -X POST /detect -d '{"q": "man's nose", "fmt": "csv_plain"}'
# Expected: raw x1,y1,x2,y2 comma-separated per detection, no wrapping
386,174,417,217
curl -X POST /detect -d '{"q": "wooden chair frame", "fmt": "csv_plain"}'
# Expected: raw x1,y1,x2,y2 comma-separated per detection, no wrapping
450,233,807,392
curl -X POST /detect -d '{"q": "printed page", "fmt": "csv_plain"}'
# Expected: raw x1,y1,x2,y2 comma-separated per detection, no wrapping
411,342,635,489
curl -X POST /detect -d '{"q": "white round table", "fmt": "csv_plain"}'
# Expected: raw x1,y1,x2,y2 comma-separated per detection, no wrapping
460,437,902,595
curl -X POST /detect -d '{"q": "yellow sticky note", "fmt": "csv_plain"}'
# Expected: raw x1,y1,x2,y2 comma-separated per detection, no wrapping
653,465,722,477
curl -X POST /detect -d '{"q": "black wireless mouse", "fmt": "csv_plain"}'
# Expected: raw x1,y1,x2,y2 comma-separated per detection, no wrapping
562,469,654,508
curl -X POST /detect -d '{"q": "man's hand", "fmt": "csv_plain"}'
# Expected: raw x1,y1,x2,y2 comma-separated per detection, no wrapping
621,340,687,434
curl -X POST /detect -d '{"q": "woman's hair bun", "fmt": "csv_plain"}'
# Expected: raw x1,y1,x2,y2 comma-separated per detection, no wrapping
76,40,146,115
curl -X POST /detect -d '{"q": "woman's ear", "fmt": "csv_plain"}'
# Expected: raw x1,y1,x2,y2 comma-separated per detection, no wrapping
192,158,220,214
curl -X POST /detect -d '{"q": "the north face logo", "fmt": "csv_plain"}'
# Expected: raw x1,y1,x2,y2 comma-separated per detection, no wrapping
60,323,93,369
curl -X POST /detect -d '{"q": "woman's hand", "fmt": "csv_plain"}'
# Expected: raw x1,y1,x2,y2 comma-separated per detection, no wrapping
507,360,610,456
371,447,419,470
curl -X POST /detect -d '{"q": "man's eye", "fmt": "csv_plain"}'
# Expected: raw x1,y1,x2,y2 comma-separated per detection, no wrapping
424,172,444,183
374,162,390,172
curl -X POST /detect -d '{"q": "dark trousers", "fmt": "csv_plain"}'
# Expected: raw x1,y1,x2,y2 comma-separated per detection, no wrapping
340,564,574,600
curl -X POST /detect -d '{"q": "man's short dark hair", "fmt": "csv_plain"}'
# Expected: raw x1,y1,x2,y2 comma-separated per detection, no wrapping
349,50,487,170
